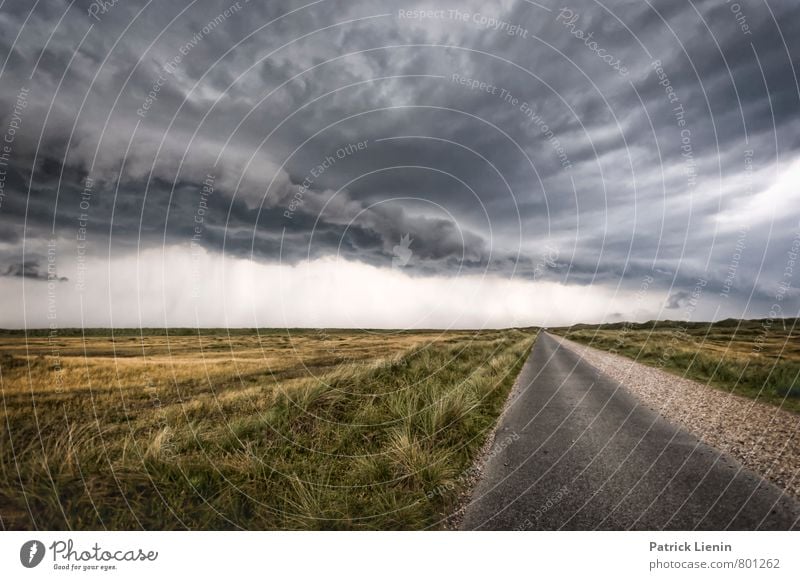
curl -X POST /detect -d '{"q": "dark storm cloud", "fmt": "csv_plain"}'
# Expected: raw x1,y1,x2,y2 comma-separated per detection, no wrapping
0,0,799,320
2,261,67,282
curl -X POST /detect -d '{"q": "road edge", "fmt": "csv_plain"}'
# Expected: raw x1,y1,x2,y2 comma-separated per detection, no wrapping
443,331,540,530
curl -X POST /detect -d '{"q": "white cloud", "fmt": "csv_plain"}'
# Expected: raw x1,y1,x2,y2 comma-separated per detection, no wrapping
714,158,800,231
1,245,668,329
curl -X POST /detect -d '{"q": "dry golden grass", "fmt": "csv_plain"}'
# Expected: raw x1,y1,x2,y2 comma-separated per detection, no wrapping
0,328,536,530
0,331,438,392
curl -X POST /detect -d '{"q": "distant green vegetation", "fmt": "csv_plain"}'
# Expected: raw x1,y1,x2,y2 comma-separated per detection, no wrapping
553,318,800,413
0,329,535,529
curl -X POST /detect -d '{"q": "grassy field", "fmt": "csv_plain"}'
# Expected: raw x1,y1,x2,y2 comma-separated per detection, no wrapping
553,318,800,413
0,328,536,530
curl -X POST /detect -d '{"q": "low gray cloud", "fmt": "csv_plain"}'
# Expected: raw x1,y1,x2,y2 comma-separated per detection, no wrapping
665,290,691,310
2,261,67,282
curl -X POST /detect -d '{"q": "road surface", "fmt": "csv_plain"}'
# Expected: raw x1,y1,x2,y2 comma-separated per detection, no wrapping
460,333,800,530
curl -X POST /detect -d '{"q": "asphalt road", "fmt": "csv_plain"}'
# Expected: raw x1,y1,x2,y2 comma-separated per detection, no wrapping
461,332,800,530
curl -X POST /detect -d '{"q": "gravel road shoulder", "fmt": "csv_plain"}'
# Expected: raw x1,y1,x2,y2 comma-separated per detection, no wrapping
553,334,800,500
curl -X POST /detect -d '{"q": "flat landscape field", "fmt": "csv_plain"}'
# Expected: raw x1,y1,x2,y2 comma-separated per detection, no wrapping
553,319,800,413
0,328,535,530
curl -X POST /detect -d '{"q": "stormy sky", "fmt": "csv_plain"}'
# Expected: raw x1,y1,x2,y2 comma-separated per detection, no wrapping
0,0,798,328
